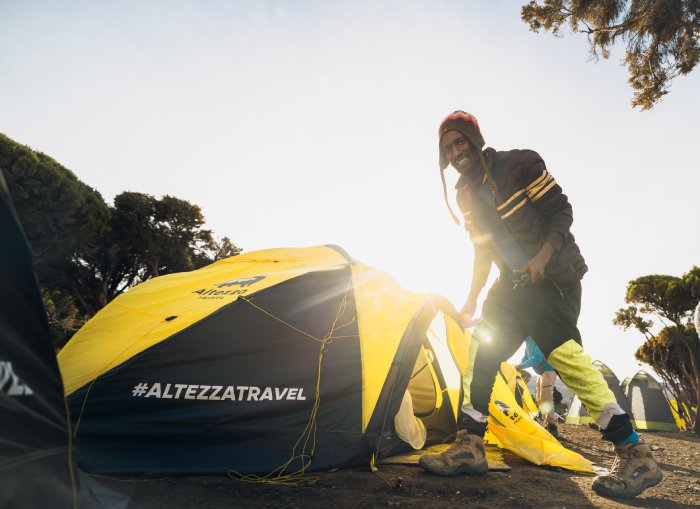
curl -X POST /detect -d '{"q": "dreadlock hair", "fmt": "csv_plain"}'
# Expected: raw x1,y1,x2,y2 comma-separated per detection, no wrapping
440,167,461,225
437,111,487,226
439,141,489,227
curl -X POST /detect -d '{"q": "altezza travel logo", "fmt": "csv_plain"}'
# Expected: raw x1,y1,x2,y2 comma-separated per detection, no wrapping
494,400,523,425
215,276,265,288
130,381,307,402
192,275,267,300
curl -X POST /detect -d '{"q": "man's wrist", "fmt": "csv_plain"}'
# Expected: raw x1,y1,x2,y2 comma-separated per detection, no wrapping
468,284,485,301
536,242,555,264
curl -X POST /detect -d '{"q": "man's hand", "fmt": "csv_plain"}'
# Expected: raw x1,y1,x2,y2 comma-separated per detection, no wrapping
460,298,476,317
514,242,556,285
514,257,546,285
459,298,480,327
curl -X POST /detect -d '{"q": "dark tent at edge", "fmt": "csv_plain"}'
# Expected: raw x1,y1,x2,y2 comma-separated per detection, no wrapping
0,173,80,508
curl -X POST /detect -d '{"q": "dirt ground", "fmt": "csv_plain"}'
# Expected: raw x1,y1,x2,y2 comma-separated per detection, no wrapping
90,425,699,509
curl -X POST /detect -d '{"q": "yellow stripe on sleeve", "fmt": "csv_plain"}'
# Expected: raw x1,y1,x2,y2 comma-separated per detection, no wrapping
525,170,549,192
526,174,553,199
530,179,557,202
497,189,525,211
500,197,527,219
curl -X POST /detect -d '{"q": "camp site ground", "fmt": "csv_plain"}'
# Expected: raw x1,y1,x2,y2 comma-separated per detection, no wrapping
83,423,699,508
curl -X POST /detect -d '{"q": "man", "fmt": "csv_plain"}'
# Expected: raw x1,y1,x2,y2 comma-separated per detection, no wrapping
420,111,662,499
517,337,559,437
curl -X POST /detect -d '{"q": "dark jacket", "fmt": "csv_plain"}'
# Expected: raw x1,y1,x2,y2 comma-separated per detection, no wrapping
456,148,587,289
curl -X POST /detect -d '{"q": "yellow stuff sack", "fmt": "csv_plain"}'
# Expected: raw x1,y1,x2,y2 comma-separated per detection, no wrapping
486,363,595,473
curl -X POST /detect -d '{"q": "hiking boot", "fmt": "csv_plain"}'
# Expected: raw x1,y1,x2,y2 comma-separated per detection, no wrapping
418,430,488,476
592,440,662,498
545,422,559,438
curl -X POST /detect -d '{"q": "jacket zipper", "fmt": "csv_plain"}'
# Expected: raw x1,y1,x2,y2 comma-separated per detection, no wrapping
547,277,564,298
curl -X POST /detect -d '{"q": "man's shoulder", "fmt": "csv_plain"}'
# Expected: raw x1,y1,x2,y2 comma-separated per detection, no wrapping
489,148,544,169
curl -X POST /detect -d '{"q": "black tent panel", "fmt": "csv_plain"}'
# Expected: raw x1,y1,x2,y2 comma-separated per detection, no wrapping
0,175,78,508
69,267,364,475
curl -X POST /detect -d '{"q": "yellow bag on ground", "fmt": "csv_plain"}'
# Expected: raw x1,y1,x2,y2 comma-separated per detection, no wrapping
486,363,595,473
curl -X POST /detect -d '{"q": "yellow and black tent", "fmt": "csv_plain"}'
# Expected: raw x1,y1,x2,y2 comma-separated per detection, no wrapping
58,245,469,476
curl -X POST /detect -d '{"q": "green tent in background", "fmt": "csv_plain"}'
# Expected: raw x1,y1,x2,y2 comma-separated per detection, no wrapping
625,371,678,432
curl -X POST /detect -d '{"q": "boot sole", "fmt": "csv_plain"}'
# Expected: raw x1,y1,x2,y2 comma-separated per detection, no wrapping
592,469,663,499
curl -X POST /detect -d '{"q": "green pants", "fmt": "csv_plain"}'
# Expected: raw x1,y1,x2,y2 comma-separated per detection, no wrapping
464,278,624,436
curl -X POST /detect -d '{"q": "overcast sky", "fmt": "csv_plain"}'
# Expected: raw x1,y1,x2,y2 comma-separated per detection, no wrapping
1,0,698,380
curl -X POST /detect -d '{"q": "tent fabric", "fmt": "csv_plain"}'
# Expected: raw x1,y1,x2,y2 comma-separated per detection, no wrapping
668,400,694,431
58,246,467,475
59,246,353,397
510,365,538,417
626,371,678,432
565,360,629,426
486,363,594,473
58,245,597,476
0,174,80,508
393,391,427,449
565,395,594,425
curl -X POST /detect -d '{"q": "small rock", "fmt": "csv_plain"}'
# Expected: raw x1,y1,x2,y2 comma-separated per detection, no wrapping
650,445,664,452
674,470,692,476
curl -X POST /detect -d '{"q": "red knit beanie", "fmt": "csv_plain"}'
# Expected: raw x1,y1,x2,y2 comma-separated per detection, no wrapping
438,111,485,170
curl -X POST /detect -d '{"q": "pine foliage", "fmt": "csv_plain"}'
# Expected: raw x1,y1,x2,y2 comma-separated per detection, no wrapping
522,0,700,109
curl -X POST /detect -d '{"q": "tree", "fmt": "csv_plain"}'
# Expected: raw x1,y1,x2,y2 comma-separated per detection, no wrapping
613,267,700,432
1,134,242,346
634,325,698,426
62,193,242,319
1,134,110,344
521,0,700,109
110,192,229,278
41,288,83,347
64,222,142,318
205,236,242,262
0,134,110,286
